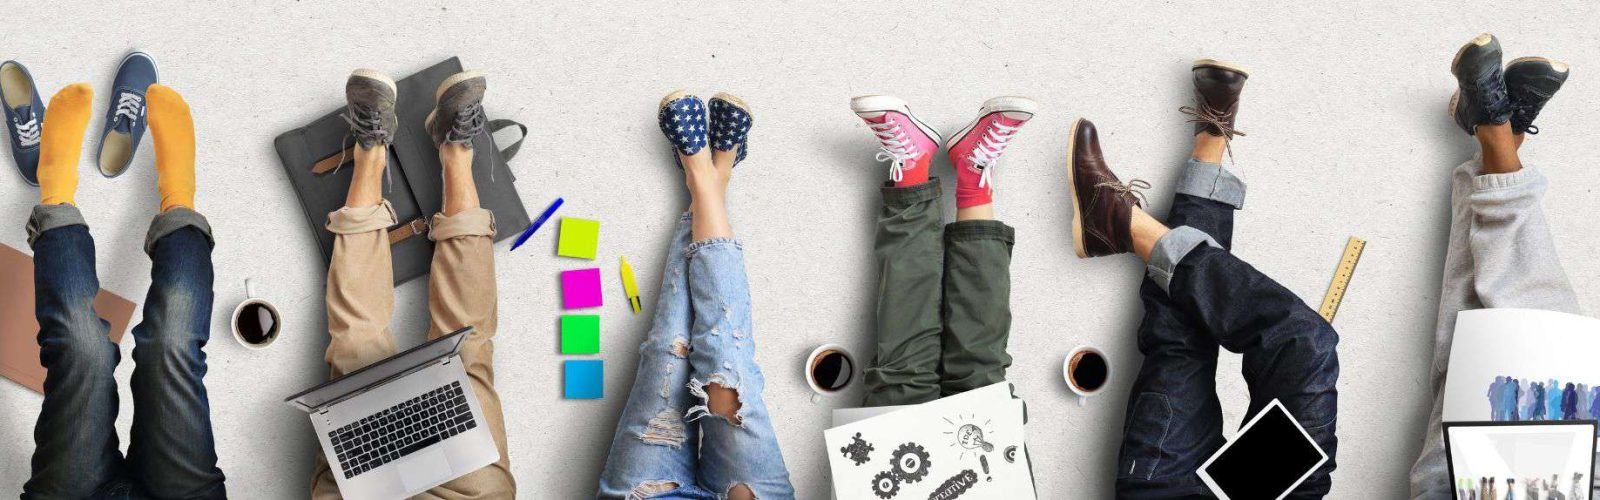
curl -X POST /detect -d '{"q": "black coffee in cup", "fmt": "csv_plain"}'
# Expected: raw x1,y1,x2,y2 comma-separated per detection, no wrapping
1069,350,1108,393
810,350,855,392
236,302,279,345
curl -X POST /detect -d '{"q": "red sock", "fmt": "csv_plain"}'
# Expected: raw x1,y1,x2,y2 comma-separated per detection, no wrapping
954,166,992,208
896,154,932,187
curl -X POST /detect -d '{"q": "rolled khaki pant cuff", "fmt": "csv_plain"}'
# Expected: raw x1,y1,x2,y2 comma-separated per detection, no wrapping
145,207,215,254
430,207,496,241
1175,159,1247,209
326,200,398,235
1146,225,1221,294
26,203,86,248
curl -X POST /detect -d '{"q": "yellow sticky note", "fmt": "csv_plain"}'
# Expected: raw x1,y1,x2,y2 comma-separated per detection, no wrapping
557,218,600,259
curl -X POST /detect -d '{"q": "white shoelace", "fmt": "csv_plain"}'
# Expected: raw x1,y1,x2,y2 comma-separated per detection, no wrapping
868,120,921,183
966,121,1021,189
13,115,40,147
114,93,144,125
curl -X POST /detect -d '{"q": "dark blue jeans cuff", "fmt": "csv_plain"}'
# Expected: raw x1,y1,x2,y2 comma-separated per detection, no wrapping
146,208,214,255
26,203,86,248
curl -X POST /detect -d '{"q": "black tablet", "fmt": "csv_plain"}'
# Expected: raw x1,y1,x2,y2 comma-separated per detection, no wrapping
1198,399,1330,499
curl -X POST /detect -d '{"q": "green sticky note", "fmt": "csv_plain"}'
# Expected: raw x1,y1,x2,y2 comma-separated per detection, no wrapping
560,314,601,354
557,218,601,259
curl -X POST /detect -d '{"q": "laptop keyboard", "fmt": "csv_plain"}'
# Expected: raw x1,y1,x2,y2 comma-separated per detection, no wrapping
329,381,477,479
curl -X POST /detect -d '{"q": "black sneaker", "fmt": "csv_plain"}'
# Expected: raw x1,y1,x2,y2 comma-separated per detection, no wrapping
425,71,487,148
1504,56,1570,135
1448,33,1511,135
343,69,398,149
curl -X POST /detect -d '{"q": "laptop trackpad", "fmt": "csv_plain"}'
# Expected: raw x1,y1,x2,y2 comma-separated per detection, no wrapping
397,450,453,492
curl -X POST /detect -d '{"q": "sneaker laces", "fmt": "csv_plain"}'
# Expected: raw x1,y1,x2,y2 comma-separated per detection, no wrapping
336,102,396,189
1178,103,1245,163
1510,84,1556,135
1473,69,1514,126
112,93,144,131
12,110,40,147
868,120,921,183
443,102,492,181
1095,178,1151,207
966,121,1021,189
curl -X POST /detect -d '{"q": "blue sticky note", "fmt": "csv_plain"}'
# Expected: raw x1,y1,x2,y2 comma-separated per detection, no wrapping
564,360,604,399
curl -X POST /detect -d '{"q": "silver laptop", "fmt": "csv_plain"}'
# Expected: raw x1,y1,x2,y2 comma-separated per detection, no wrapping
285,327,498,500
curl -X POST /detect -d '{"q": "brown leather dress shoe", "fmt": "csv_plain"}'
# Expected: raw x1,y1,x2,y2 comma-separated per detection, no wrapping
1182,59,1249,139
1067,118,1146,258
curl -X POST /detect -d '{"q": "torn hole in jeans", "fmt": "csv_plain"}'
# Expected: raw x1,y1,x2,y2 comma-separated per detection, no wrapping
627,480,679,500
686,374,745,426
638,409,688,448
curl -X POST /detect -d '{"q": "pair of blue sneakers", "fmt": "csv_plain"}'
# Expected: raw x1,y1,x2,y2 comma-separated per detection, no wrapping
1,51,158,185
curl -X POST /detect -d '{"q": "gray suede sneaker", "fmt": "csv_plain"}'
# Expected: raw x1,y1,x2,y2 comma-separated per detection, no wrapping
343,69,398,149
425,70,487,147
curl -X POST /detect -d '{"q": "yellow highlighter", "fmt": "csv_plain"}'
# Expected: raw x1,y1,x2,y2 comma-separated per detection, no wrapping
620,256,641,314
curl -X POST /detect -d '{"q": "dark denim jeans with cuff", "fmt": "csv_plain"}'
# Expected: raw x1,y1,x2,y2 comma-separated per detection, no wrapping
1116,160,1339,499
23,204,227,500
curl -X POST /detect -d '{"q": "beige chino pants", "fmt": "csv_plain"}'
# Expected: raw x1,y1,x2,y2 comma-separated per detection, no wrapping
310,201,515,499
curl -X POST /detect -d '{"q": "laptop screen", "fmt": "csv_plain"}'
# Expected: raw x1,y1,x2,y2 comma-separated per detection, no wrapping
1445,421,1597,500
1200,402,1328,498
283,327,472,412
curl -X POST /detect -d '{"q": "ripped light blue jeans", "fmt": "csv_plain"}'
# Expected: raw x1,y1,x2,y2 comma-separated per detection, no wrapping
598,213,795,499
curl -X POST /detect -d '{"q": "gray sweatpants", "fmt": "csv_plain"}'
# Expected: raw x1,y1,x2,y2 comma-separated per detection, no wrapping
1409,158,1582,499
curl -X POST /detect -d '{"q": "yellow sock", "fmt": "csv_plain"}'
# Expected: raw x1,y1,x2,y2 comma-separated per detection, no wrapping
37,84,93,206
145,84,196,212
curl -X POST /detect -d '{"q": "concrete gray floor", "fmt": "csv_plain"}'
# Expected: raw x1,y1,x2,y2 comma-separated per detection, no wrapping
5,2,1600,498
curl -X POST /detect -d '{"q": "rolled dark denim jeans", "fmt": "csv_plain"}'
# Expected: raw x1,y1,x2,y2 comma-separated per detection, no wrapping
1117,162,1338,499
24,204,226,499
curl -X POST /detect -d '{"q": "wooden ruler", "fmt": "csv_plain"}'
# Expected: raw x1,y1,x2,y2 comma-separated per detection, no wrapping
1318,236,1366,322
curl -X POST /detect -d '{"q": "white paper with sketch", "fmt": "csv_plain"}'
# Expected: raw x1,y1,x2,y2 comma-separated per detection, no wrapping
1443,309,1600,440
823,382,1035,500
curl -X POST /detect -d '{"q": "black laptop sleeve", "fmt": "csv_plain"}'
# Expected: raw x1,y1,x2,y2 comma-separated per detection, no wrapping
274,57,531,285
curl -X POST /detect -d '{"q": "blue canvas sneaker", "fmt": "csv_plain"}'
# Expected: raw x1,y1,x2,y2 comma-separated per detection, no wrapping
0,61,45,185
97,51,157,177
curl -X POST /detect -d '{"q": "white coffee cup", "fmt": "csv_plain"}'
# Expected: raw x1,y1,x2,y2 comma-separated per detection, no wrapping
804,344,857,402
230,278,281,349
1063,345,1111,406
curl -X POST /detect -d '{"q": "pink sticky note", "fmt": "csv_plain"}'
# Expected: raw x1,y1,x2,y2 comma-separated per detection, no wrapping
561,268,604,309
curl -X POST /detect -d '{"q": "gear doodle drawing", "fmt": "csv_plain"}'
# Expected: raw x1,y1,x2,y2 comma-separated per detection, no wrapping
841,432,874,466
871,470,901,499
890,442,933,483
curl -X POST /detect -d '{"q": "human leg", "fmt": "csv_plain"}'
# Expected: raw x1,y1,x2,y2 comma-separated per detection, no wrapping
311,70,403,498
407,71,518,500
851,97,947,406
23,83,125,500
1411,35,1580,499
124,85,227,499
598,213,706,499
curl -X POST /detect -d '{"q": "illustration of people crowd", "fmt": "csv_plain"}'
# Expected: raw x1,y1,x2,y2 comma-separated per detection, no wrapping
1456,473,1587,500
1487,377,1600,424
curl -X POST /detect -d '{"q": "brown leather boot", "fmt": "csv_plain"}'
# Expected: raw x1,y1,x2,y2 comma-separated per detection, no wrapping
1067,118,1147,258
1182,59,1249,139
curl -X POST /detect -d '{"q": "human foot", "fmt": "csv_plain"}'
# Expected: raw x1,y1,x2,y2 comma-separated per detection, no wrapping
1066,118,1146,258
97,51,157,178
0,60,44,185
145,84,196,212
850,95,942,186
1449,33,1512,135
946,96,1036,208
343,69,398,149
709,92,752,168
37,84,94,206
1504,57,1570,135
